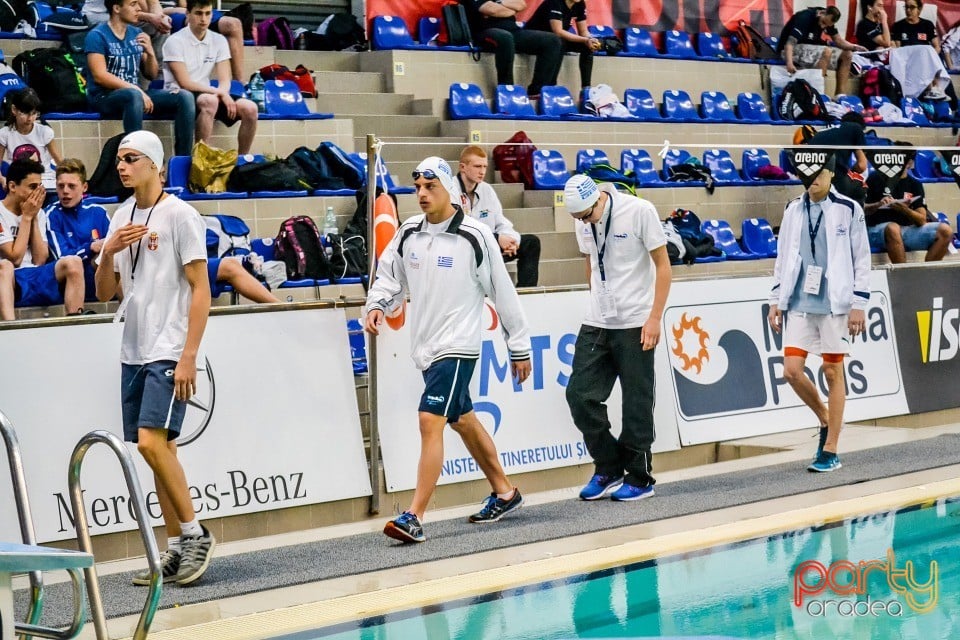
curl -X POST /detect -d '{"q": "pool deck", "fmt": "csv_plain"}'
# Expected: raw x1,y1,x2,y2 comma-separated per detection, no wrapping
20,420,960,640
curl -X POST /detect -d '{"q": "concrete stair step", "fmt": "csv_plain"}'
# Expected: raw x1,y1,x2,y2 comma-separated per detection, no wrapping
538,258,587,288
536,231,580,260
522,189,560,208
504,206,555,233
315,93,415,116
314,70,384,93
274,50,361,72
355,137,463,162
348,114,441,139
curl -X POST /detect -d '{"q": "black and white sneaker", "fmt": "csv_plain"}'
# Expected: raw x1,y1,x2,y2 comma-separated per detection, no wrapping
174,525,216,585
468,489,523,523
384,511,425,543
131,549,180,586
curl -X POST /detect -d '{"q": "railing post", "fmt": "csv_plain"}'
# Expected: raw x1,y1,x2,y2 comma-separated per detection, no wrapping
366,133,381,516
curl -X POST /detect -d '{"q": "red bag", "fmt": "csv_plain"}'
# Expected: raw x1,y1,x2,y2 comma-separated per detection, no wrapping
258,63,318,98
492,131,536,188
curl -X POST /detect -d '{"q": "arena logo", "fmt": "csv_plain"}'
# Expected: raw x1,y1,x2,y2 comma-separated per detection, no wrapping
785,149,831,184
940,151,960,178
793,549,938,616
865,150,908,181
916,297,959,363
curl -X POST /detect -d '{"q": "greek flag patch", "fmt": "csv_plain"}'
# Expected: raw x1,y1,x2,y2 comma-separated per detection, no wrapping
437,256,454,268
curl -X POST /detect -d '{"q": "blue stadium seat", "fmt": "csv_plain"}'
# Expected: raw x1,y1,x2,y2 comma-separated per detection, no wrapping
623,27,658,57
868,95,892,111
664,30,697,59
371,15,420,50
623,88,662,120
901,97,930,125
348,152,415,194
741,148,772,181
702,149,743,184
346,318,368,375
588,25,616,39
910,150,951,182
419,17,440,44
661,148,696,181
741,218,778,258
696,32,729,59
736,92,771,122
496,84,537,117
700,91,736,121
532,150,569,189
165,156,244,201
262,80,332,119
661,89,697,121
620,149,663,187
576,149,610,173
170,11,186,32
251,238,330,289
702,219,758,259
540,85,580,118
238,153,267,165
836,94,864,114
449,82,497,119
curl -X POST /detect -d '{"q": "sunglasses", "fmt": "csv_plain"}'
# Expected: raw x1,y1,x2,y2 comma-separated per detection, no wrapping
411,169,439,181
116,153,149,165
573,200,598,221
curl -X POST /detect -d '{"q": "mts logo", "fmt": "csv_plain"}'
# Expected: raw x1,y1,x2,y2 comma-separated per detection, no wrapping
916,297,959,363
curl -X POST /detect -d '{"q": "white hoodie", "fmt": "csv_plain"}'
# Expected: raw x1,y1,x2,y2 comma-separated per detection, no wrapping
365,206,531,370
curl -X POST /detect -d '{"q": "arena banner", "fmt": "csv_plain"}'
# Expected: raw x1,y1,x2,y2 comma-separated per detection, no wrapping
375,291,681,493
887,264,960,413
0,309,371,543
665,272,907,446
365,0,790,41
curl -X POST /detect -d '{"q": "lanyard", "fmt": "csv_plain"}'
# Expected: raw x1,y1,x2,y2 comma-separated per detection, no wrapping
589,196,614,281
129,193,163,282
804,195,824,261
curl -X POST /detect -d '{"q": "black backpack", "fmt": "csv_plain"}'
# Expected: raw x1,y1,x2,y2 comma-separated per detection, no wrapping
778,78,829,122
287,146,346,190
445,2,480,60
11,47,87,113
0,0,28,32
225,159,311,193
87,132,134,200
326,232,367,283
274,215,333,280
318,142,365,189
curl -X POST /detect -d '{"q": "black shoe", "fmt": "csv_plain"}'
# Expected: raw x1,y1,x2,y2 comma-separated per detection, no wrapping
384,511,425,543
468,488,523,523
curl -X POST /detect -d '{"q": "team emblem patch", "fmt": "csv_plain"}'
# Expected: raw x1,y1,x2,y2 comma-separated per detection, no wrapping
148,232,159,251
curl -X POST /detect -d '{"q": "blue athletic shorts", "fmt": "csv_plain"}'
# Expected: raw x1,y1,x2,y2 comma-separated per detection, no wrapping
419,357,476,424
14,262,62,307
121,360,186,442
207,258,231,297
868,222,941,253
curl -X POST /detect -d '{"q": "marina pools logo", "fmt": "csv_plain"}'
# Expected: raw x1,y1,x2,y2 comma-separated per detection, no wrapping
793,550,938,616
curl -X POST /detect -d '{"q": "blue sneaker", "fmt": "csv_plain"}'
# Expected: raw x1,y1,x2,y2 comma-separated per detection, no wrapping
579,474,624,500
808,451,842,473
610,483,655,502
814,426,828,461
384,511,425,543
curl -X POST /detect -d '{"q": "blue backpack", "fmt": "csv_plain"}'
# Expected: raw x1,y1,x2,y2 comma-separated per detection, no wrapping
204,214,251,258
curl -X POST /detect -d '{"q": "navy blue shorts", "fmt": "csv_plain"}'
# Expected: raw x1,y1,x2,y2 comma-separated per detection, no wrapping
419,358,476,424
121,361,186,443
14,262,62,307
207,258,230,297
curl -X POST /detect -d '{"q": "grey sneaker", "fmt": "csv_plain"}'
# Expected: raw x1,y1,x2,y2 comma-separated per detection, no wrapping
131,549,180,586
174,525,216,585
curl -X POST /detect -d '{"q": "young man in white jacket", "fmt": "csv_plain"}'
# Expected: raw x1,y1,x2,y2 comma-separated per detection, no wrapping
768,154,871,473
365,157,532,543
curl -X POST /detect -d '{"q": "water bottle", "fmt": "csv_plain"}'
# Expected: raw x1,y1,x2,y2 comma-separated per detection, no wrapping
323,206,337,258
249,73,265,113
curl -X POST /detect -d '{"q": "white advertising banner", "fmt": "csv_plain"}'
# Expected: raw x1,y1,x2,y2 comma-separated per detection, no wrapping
376,291,682,493
0,309,371,543
664,272,907,445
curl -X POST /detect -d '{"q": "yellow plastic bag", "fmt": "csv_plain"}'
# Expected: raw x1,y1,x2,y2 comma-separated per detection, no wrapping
189,141,238,193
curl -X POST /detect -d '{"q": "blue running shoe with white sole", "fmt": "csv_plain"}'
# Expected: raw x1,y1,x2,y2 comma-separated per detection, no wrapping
814,426,828,462
579,474,624,500
384,511,425,543
610,483,655,502
808,451,842,473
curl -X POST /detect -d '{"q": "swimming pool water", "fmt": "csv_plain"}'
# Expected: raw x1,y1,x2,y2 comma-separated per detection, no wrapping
282,497,960,640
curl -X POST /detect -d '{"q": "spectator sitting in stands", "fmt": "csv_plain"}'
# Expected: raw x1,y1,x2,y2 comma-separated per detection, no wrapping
83,0,173,64
891,0,958,107
165,0,247,81
524,0,600,90
0,89,62,192
855,0,892,51
162,0,257,156
778,6,865,98
46,159,111,303
0,159,86,319
85,0,194,156
461,0,563,99
864,142,954,263
804,111,868,205
457,145,541,287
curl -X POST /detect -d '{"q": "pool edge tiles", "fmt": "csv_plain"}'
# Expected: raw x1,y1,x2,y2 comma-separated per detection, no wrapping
133,475,960,640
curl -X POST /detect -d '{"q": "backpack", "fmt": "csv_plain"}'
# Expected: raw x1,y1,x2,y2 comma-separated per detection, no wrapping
735,20,779,60
258,63,317,98
11,47,87,113
583,163,637,194
225,159,311,193
777,78,829,121
257,16,294,50
204,214,251,258
859,66,903,106
668,209,722,261
286,146,347,190
326,232,367,282
87,132,134,199
441,3,481,60
318,141,365,189
0,0,29,32
274,215,333,280
311,13,366,51
493,131,537,187
666,160,716,194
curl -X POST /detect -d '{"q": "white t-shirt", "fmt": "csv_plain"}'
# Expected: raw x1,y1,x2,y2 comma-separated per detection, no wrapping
574,185,667,329
0,124,56,186
0,201,48,268
104,194,207,365
161,27,231,90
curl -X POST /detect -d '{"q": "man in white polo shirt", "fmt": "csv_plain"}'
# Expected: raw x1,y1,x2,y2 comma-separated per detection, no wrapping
563,175,672,502
161,0,257,155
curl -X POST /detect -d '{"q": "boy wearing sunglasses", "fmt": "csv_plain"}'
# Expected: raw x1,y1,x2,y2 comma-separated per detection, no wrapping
95,130,216,585
364,157,532,543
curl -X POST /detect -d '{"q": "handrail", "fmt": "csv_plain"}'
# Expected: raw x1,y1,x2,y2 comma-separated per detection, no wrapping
365,133,381,516
68,431,162,640
0,409,44,640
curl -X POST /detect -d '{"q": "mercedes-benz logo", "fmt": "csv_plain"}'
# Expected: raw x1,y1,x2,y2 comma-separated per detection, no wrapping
177,357,215,446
